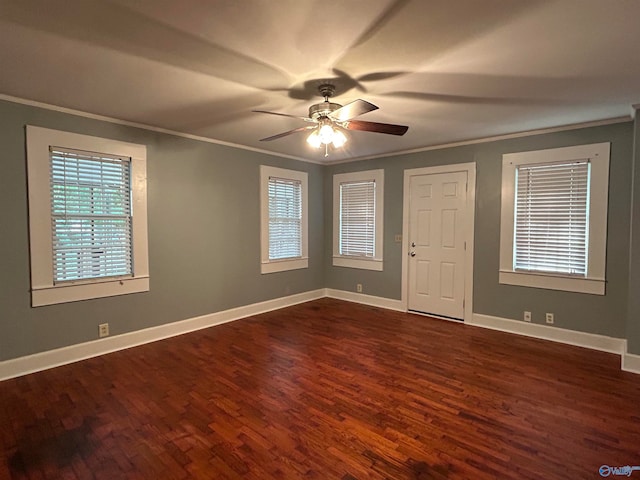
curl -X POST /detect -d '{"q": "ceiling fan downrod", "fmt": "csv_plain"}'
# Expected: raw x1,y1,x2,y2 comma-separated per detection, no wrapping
318,83,335,101
309,84,342,120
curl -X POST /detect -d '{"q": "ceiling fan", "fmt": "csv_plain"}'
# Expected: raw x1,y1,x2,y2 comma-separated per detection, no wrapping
253,83,408,156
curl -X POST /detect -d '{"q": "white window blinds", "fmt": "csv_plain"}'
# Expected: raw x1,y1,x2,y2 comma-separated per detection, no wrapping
268,176,302,260
514,160,590,276
340,180,376,257
50,147,133,283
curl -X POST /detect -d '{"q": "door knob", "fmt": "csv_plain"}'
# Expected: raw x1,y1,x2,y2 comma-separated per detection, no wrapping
411,242,416,247
410,251,416,257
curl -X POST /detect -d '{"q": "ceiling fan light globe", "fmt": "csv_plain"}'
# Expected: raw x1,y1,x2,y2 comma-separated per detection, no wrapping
306,131,322,148
332,130,347,148
319,124,335,144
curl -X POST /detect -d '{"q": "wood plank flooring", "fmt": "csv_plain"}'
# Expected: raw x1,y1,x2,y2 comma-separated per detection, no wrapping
1,298,639,479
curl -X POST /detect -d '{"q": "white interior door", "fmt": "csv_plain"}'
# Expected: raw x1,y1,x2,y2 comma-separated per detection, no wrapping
408,171,468,319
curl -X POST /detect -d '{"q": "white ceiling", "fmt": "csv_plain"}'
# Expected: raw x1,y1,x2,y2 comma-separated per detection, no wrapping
1,0,639,163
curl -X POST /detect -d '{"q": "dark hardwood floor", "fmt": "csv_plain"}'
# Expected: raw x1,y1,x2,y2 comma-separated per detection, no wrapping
1,298,639,479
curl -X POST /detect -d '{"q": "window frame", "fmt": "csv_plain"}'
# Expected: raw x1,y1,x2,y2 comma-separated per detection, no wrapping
26,126,149,306
260,165,308,274
333,169,384,271
499,142,610,295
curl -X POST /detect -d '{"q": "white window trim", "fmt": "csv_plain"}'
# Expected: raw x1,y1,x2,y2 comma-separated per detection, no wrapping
333,169,384,271
26,126,149,306
260,165,308,274
499,142,609,295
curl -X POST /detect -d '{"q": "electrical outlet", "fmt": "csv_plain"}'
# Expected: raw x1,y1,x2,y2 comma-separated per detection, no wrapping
356,283,363,293
545,313,554,325
394,234,402,243
99,323,109,338
524,311,532,322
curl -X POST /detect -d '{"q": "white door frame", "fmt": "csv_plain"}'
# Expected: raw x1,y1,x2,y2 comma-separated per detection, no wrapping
401,163,476,321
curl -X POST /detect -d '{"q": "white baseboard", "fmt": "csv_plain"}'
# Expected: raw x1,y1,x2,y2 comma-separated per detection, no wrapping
3,289,638,380
0,289,325,381
469,313,626,355
324,288,405,312
622,351,640,374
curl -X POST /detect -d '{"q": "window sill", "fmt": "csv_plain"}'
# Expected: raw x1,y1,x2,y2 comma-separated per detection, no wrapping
499,270,604,295
261,257,308,274
32,276,150,306
333,256,383,271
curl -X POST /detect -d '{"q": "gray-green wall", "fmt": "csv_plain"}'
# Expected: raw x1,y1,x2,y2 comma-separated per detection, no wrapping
628,116,640,354
0,99,324,361
325,122,634,339
1,96,638,364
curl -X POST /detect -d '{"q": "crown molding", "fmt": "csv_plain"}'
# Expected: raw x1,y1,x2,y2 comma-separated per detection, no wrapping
0,93,324,165
1,93,633,167
325,116,632,165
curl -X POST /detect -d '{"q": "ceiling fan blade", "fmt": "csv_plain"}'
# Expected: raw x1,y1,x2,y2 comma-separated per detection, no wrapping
252,110,314,122
259,126,314,141
344,120,408,136
330,99,378,122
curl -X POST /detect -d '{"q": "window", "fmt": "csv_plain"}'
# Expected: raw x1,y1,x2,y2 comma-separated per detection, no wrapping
260,166,308,274
514,161,589,275
333,169,384,271
51,148,133,282
499,143,609,295
27,126,149,306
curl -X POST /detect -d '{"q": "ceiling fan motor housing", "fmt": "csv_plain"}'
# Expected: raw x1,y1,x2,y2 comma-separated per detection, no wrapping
309,102,342,120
